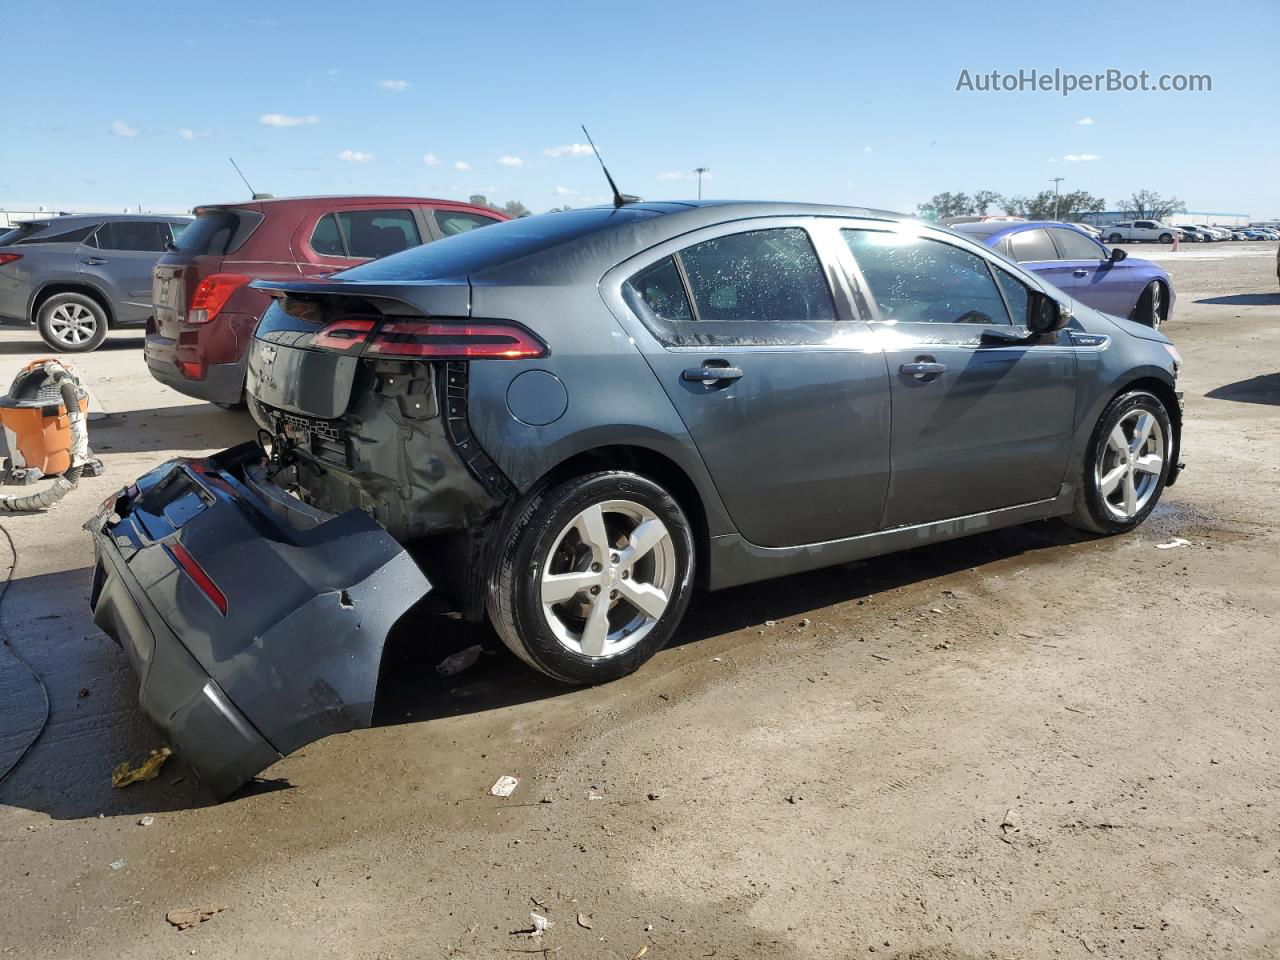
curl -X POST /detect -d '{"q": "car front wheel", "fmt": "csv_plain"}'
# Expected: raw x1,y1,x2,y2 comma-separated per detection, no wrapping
1108,233,1123,243
1067,390,1172,535
488,470,696,684
1132,280,1169,329
36,293,108,352
1159,233,1173,244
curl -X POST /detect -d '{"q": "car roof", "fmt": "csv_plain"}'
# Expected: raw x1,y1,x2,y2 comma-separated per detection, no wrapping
11,212,191,226
951,220,1096,240
193,194,505,215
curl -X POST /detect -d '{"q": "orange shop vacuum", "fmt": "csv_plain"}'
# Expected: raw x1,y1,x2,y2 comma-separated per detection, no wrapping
0,359,102,511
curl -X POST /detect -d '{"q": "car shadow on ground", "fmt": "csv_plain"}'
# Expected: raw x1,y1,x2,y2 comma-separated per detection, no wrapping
89,405,255,455
0,518,1099,821
1193,293,1280,306
0,333,144,355
1205,372,1280,406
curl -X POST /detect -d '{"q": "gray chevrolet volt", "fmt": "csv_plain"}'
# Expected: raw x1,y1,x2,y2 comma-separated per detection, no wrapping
87,201,1184,795
0,213,191,351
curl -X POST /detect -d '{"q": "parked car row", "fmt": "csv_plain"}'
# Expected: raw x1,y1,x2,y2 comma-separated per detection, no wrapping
1101,220,1279,244
86,199,1186,795
0,196,507,368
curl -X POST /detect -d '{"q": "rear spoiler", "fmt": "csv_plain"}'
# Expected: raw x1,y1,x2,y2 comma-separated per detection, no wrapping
250,277,472,319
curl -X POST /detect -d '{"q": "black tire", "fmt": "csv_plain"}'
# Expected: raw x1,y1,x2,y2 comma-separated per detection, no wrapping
488,470,696,684
1159,233,1173,244
1108,233,1123,243
1131,280,1169,329
1067,389,1172,535
36,292,109,352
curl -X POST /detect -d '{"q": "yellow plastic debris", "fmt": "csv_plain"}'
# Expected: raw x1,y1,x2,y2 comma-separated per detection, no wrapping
111,747,172,788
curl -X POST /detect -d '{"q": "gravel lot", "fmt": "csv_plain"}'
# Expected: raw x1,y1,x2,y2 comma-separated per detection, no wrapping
1,243,1277,959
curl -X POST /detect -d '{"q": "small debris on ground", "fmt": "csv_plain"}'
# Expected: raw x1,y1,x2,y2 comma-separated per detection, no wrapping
1156,537,1191,550
764,620,776,627
138,816,154,827
528,912,552,937
435,643,486,677
109,859,126,871
646,792,661,801
78,688,90,698
632,946,649,960
999,808,1022,842
111,747,172,788
799,617,811,627
490,775,520,798
165,907,223,930
576,912,593,929
710,656,722,662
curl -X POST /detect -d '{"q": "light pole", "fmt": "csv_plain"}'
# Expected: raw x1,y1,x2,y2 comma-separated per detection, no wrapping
694,167,709,200
1050,176,1065,221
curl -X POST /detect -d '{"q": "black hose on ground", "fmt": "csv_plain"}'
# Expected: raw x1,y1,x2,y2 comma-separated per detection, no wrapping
0,378,86,513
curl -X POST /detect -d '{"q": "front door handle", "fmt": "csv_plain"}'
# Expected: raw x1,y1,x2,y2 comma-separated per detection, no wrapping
900,360,947,380
1072,268,1089,277
682,365,743,383
80,257,107,265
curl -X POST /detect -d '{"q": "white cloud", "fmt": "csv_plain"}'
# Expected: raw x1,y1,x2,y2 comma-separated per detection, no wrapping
544,143,594,158
863,145,873,153
260,113,320,127
422,153,441,166
179,128,210,141
379,79,410,92
1063,153,1099,162
111,120,138,138
554,186,574,195
453,161,470,171
497,155,523,167
1076,116,1095,125
338,149,375,163
325,68,340,76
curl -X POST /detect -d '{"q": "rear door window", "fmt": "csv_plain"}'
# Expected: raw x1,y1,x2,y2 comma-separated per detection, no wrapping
313,209,422,259
623,227,836,346
434,210,502,236
94,220,170,252
1008,228,1058,263
1048,227,1105,260
842,229,1012,325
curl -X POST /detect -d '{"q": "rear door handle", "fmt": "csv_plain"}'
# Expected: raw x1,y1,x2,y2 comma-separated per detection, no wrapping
682,365,743,383
1073,268,1089,277
80,257,107,265
899,361,946,379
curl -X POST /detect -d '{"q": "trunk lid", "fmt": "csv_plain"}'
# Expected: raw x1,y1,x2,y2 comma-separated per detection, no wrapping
246,278,471,420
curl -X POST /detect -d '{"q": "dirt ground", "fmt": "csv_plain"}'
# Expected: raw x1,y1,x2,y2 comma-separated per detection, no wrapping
1,244,1277,960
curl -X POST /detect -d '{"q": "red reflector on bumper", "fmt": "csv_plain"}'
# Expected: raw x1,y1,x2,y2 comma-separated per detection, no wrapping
166,541,228,615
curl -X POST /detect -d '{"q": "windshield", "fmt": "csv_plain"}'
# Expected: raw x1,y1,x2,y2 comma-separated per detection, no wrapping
336,206,665,282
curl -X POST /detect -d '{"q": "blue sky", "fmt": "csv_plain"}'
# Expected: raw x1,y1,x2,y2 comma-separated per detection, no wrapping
3,0,1277,216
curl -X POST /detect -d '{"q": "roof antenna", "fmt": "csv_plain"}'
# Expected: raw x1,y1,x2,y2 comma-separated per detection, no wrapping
229,157,274,200
580,125,639,208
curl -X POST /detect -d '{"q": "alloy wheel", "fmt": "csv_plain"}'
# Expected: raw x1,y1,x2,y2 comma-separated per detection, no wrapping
540,499,677,658
1149,282,1163,328
1096,409,1165,520
47,303,99,346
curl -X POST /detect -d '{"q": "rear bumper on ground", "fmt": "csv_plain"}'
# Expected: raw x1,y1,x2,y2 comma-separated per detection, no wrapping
86,443,432,797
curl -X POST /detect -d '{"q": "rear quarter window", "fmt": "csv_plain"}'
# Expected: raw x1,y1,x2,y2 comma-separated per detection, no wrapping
174,209,264,255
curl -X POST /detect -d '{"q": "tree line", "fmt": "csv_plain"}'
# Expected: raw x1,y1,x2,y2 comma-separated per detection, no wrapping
916,189,1185,223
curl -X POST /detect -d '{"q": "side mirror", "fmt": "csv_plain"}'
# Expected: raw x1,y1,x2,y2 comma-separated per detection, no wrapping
1028,292,1071,335
1108,247,1127,262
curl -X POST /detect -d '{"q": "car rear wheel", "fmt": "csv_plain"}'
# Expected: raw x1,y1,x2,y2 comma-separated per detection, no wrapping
36,293,108,352
1132,280,1169,329
1067,390,1172,535
1108,233,1123,243
488,470,696,684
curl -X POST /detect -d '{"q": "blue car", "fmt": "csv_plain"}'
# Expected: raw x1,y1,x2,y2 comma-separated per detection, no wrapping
952,221,1173,328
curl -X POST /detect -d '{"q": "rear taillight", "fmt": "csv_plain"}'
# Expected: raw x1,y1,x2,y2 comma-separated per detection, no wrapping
165,541,228,616
188,273,250,325
0,253,22,267
366,320,547,359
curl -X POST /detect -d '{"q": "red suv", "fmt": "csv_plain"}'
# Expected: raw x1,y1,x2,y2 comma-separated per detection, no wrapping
146,195,507,406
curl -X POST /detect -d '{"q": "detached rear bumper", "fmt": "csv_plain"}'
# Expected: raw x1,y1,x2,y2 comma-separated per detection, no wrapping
86,443,431,797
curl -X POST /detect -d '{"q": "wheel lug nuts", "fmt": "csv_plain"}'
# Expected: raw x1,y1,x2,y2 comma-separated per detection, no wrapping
621,570,629,579
609,590,618,600
610,553,620,563
590,562,601,572
590,586,600,595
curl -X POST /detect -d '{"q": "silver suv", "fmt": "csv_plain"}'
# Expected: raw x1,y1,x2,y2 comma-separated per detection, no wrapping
0,213,191,352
